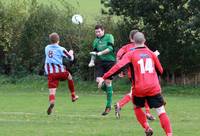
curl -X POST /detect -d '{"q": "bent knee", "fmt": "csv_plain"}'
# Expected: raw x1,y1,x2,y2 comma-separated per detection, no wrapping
67,73,73,80
155,106,166,116
105,80,112,86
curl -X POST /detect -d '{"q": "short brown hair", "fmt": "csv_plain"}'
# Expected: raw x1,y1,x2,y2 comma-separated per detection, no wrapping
95,24,104,30
129,29,139,40
49,32,60,43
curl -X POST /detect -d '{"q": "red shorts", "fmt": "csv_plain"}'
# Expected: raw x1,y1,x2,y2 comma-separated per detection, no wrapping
48,71,70,88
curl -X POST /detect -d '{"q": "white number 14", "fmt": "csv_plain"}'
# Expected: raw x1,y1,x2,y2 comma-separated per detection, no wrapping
137,58,154,74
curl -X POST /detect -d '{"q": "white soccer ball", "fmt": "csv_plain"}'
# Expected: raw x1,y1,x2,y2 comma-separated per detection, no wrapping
72,14,83,24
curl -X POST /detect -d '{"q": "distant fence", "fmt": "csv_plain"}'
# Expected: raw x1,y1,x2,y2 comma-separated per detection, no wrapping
175,72,200,86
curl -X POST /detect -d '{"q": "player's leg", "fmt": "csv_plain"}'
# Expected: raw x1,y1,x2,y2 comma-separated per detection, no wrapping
95,61,114,116
96,77,107,92
47,88,56,115
47,74,58,115
133,96,153,136
95,63,107,92
96,77,111,116
101,79,112,116
66,71,78,102
114,90,132,119
156,106,172,136
101,61,116,116
117,90,132,108
88,54,96,67
145,100,156,121
115,78,133,110
147,94,172,136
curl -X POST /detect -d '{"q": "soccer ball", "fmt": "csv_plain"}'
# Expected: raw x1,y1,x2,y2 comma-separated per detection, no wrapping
72,14,83,25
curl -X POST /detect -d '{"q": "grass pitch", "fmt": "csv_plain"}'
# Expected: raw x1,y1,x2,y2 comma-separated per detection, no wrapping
0,80,199,136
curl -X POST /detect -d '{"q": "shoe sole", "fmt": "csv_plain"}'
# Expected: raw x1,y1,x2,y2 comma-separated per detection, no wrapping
115,112,120,119
101,113,109,116
114,105,120,119
101,108,111,116
146,115,156,121
72,96,79,102
146,132,153,136
47,104,54,115
145,130,153,136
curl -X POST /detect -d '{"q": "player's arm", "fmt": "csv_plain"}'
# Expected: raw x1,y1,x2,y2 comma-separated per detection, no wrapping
62,48,74,61
98,52,132,88
104,55,131,78
94,34,114,56
152,53,163,75
90,46,113,56
116,46,127,61
97,48,111,56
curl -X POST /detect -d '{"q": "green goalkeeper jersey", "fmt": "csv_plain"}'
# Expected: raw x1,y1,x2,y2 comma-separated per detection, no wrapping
92,34,116,61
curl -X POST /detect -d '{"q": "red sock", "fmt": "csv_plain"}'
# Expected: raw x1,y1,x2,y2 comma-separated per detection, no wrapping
134,107,149,130
68,79,75,98
144,101,150,114
118,94,131,108
159,113,172,135
49,94,55,104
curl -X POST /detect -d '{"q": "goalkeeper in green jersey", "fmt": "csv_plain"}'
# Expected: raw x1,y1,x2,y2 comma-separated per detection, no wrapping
89,24,116,116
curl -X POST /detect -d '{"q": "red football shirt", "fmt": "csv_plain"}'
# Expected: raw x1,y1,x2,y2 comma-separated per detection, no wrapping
116,43,136,78
116,43,136,61
103,47,163,97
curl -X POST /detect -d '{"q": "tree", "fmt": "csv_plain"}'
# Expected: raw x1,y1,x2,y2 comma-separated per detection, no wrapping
102,0,200,84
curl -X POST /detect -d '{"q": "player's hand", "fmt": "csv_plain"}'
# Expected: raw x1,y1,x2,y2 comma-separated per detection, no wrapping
118,71,125,78
69,50,74,55
68,50,74,61
88,61,95,67
97,52,103,56
154,50,160,56
90,52,97,56
97,77,105,88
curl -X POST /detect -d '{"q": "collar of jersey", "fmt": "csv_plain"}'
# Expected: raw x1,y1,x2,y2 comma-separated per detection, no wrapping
97,34,105,39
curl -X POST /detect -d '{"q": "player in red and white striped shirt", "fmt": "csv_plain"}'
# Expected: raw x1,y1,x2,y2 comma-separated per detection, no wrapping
45,32,78,115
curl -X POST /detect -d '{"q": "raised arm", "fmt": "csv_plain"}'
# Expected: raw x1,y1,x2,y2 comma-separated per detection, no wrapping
63,48,74,61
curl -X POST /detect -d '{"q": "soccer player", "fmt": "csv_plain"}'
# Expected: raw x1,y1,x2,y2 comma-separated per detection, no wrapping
115,29,156,120
44,32,79,115
98,32,172,136
89,24,116,116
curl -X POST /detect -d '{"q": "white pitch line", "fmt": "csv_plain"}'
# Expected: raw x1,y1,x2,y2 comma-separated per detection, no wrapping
0,111,102,118
0,111,37,115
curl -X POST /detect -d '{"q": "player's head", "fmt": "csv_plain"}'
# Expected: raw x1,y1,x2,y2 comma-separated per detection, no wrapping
95,24,105,38
129,29,139,42
133,32,146,46
49,32,60,44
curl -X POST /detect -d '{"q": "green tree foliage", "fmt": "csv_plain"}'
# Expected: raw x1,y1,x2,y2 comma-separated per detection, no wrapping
18,0,75,74
0,0,88,78
0,0,116,80
0,0,29,74
102,0,200,83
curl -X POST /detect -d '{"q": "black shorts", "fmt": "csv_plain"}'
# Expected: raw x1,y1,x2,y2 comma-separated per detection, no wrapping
133,93,166,108
95,60,115,80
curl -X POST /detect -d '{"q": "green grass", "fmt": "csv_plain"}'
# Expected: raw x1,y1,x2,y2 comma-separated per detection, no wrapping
2,0,102,24
0,78,200,136
41,0,102,24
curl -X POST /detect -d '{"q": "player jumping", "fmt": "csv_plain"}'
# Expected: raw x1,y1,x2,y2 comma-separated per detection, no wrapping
44,32,78,115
